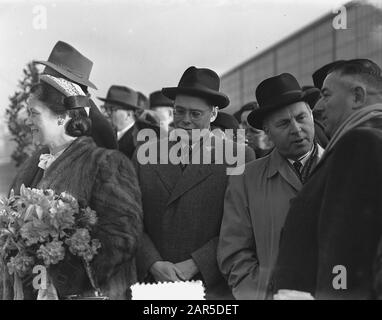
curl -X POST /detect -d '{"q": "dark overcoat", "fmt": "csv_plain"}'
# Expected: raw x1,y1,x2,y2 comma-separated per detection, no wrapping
273,117,382,299
89,100,118,150
134,135,255,299
118,125,137,159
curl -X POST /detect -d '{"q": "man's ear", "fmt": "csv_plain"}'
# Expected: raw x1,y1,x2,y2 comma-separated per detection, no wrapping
126,110,135,119
353,86,367,109
210,107,218,122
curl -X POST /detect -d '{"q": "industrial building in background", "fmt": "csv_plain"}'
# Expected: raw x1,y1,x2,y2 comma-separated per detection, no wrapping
221,1,382,114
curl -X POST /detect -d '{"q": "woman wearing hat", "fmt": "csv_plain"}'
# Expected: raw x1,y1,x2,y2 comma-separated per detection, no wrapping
6,75,143,299
34,40,118,150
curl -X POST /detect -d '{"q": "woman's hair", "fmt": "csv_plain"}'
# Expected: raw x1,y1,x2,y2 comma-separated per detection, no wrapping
30,81,92,137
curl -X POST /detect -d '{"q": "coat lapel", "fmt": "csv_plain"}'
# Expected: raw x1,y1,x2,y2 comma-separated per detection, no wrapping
304,143,327,177
39,137,97,194
167,163,213,206
267,149,302,192
152,136,216,206
167,138,215,206
154,162,182,194
152,139,182,194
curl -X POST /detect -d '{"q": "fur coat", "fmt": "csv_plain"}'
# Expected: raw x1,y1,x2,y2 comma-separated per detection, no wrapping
7,136,143,299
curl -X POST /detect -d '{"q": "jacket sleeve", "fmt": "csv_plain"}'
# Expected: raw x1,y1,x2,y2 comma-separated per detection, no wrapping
190,236,221,288
135,232,163,281
90,150,143,288
217,173,260,299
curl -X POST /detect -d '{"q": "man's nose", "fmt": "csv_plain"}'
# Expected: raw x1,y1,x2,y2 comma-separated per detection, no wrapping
314,97,325,112
182,111,192,124
290,118,302,134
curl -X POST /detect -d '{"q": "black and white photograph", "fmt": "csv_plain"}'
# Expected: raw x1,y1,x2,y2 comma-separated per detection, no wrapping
0,0,382,310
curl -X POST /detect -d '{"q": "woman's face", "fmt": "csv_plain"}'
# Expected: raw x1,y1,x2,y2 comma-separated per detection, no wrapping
26,95,63,145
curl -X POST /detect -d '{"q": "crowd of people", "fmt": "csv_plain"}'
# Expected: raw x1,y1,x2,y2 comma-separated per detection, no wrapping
1,40,382,300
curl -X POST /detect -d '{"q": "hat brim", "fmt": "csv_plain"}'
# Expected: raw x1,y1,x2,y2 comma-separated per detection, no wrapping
162,87,229,109
97,97,140,110
39,75,69,97
304,87,321,109
150,103,174,109
34,60,98,90
248,89,319,129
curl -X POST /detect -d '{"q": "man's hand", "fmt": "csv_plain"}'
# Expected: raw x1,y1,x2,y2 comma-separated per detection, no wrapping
174,259,199,281
273,289,314,300
149,261,186,282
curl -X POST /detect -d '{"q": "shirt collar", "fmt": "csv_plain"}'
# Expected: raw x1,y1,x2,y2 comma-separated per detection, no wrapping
267,144,315,178
287,145,315,167
38,148,66,171
117,121,135,140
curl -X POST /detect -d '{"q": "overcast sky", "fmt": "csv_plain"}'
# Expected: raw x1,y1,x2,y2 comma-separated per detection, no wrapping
0,0,348,128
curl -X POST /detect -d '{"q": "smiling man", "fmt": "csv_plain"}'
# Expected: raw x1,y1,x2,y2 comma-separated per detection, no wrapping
218,73,324,299
274,59,382,299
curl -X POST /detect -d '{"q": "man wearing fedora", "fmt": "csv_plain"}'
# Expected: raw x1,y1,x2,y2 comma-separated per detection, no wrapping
210,112,240,142
134,66,255,299
217,73,324,299
238,101,274,158
34,41,117,150
98,85,141,159
149,90,174,132
304,60,346,147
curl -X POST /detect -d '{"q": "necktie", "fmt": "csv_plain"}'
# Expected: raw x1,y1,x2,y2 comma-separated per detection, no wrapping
293,161,303,180
180,145,193,171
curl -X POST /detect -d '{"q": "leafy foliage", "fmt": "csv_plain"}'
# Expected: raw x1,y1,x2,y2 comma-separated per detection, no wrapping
5,62,39,166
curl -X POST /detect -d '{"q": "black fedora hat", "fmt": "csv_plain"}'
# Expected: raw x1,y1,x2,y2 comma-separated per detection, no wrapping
34,41,97,90
248,73,320,129
312,60,346,89
234,101,259,122
98,85,140,110
241,101,259,112
162,66,229,108
212,112,240,130
302,85,321,109
149,90,174,109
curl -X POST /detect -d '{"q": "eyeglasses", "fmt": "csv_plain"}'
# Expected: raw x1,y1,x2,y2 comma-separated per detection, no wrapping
173,106,208,120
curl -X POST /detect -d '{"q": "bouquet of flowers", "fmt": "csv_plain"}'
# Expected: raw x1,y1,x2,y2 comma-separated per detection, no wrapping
0,185,102,299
